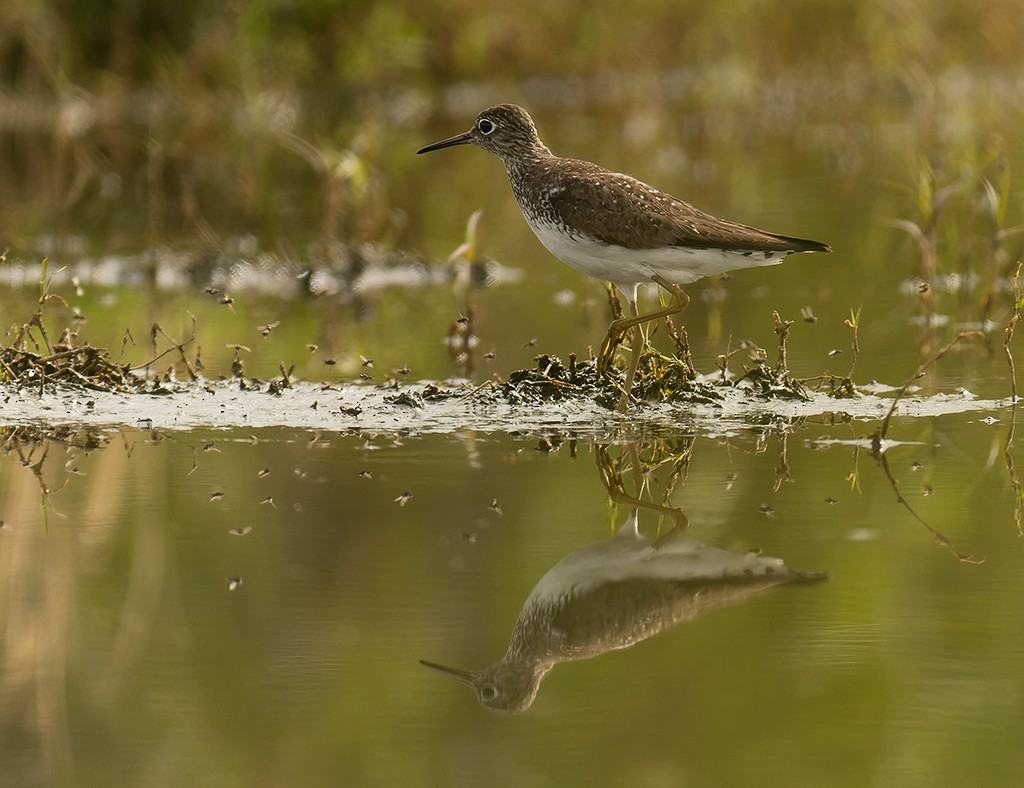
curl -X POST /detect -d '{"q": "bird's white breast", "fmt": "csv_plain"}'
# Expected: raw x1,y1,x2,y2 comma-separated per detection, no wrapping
523,214,787,290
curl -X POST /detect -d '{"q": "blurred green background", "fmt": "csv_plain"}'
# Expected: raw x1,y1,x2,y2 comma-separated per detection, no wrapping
2,0,1022,249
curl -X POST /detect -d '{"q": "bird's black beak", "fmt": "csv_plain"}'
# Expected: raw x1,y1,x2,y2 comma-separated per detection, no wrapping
417,130,474,154
419,659,475,685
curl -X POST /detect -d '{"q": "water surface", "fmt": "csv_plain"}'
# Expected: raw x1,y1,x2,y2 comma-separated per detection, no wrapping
2,415,1021,787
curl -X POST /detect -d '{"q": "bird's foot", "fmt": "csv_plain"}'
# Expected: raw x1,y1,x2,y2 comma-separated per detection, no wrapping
597,311,647,376
596,329,625,377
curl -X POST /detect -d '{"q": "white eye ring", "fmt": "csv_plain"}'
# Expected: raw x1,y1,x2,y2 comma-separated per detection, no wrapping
477,119,495,135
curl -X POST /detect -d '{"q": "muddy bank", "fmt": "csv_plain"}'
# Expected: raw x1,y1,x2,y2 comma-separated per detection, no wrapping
0,378,1009,438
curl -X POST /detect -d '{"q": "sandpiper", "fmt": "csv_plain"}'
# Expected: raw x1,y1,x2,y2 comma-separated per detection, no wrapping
417,103,831,409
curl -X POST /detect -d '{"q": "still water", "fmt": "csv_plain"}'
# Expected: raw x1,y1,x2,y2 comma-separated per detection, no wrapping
2,414,1021,787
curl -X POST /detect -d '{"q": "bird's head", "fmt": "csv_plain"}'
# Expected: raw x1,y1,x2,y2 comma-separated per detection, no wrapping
417,104,549,164
419,657,543,713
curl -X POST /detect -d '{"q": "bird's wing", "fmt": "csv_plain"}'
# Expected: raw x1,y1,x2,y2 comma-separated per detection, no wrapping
545,162,828,253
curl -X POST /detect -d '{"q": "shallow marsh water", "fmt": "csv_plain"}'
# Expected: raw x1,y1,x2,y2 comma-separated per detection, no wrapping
1,411,1023,787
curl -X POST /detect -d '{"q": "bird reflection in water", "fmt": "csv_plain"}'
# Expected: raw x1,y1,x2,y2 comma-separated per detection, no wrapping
421,440,826,712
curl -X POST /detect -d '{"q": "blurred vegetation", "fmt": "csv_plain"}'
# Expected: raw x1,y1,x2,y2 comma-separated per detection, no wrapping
1,0,1023,386
1,0,1023,254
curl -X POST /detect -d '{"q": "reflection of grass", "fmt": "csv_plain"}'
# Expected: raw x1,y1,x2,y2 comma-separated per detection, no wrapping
1004,266,1024,535
0,426,102,534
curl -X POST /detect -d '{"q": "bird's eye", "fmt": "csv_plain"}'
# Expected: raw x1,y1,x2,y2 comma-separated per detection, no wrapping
477,119,495,135
480,684,498,701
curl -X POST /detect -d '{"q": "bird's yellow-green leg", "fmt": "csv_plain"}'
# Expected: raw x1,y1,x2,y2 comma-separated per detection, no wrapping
598,275,690,410
616,322,646,411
